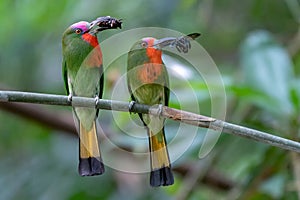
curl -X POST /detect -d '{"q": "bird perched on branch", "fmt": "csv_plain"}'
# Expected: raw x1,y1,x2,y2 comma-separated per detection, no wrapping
62,16,121,176
127,33,199,186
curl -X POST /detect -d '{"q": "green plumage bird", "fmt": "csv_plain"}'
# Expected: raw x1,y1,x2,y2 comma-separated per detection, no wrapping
62,17,121,176
127,37,174,186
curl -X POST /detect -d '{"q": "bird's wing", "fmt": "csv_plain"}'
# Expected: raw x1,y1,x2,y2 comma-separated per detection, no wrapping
62,58,69,95
163,63,170,107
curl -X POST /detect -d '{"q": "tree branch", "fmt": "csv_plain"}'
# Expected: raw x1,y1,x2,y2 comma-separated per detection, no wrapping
0,102,76,135
1,90,300,153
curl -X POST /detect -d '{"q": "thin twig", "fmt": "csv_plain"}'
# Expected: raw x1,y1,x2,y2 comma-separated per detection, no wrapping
1,90,300,153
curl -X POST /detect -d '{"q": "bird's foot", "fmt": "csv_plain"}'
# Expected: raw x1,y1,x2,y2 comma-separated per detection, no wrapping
156,104,163,118
94,96,100,108
128,101,136,114
67,93,73,103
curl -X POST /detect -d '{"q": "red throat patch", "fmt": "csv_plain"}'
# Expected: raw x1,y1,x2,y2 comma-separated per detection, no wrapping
146,39,163,64
138,38,163,84
82,33,102,67
82,33,99,48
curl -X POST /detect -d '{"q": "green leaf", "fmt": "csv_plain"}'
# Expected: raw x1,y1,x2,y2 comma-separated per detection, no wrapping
240,30,294,116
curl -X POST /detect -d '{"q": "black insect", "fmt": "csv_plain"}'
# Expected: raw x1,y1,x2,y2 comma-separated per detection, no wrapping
154,33,201,53
90,16,122,33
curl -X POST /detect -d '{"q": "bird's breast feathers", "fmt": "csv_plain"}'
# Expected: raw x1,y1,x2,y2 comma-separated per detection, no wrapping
83,46,103,68
137,63,164,84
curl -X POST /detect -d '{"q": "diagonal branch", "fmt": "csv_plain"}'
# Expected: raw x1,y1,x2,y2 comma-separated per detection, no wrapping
1,90,300,153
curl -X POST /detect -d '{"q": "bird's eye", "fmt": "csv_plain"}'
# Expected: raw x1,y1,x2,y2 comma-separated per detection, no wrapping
75,29,82,34
141,41,148,48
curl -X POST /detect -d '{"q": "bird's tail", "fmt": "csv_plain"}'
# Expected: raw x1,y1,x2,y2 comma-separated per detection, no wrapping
148,128,174,187
78,121,104,176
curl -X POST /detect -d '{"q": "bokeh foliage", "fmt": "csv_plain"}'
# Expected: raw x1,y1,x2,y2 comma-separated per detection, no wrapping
0,0,300,199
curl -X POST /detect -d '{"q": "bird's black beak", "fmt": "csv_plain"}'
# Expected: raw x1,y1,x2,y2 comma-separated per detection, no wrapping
89,16,122,34
153,33,201,53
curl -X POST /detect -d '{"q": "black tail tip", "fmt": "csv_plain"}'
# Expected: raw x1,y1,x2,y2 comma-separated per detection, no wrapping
150,167,174,187
79,157,105,176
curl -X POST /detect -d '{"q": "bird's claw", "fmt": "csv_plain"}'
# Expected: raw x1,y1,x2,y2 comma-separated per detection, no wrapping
67,94,73,103
156,104,163,117
94,96,100,108
129,101,136,114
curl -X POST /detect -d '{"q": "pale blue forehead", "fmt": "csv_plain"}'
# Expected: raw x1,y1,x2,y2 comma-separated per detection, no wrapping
70,21,90,32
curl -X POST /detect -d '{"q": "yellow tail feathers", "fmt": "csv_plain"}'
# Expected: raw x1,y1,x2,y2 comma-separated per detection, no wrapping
79,121,100,159
149,130,171,170
148,129,174,186
78,121,104,176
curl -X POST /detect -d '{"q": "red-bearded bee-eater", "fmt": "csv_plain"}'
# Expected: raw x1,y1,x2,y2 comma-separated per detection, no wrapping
62,17,121,176
127,37,174,187
127,34,200,186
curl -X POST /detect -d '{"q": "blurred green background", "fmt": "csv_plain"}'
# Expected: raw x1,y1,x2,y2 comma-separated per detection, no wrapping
1,0,300,199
